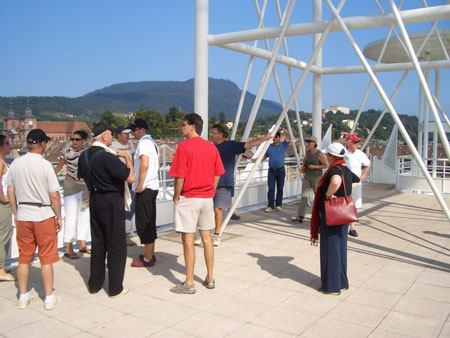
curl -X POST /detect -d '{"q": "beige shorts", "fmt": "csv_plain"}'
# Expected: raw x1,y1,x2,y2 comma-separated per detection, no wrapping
173,197,214,233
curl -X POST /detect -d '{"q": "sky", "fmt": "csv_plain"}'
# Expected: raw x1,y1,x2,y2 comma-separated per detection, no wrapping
0,0,449,117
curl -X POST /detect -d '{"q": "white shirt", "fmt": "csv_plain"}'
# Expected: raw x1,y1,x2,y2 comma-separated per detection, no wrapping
6,153,61,221
345,149,371,178
133,135,159,191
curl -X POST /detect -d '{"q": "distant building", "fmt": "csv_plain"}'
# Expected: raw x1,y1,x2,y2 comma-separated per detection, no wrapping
3,100,90,145
342,119,355,129
326,105,350,115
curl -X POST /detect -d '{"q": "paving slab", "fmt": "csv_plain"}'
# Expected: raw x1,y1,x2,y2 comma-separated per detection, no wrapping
0,184,449,338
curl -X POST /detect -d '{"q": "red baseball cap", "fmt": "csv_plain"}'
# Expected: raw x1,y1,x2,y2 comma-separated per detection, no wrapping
346,134,361,142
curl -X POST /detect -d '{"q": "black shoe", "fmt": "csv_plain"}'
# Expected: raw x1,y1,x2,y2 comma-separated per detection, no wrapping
349,229,359,237
230,213,240,220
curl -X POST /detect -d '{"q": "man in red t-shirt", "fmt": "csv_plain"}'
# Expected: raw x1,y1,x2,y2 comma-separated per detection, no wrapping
169,113,224,294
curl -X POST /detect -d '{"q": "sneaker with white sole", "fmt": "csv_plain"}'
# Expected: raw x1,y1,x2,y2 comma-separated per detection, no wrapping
44,295,58,310
213,234,221,246
194,236,202,246
18,295,32,309
276,206,282,211
264,207,274,213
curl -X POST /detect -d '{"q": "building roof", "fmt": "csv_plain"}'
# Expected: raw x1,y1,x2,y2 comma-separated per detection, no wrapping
36,121,90,134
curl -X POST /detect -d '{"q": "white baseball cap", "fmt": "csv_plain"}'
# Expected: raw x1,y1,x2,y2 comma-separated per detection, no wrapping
326,142,346,157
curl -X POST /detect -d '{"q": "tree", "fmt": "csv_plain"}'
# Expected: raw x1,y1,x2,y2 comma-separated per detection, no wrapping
134,109,166,138
218,112,226,124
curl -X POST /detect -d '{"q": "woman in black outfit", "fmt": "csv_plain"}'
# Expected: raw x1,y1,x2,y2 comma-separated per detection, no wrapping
310,143,360,295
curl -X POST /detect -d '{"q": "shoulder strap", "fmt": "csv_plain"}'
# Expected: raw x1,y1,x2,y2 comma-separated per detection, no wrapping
336,165,348,197
82,149,105,192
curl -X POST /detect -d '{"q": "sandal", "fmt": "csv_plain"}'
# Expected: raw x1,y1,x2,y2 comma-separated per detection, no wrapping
170,282,196,294
291,216,304,223
63,252,80,259
79,247,91,254
202,277,215,289
0,273,15,282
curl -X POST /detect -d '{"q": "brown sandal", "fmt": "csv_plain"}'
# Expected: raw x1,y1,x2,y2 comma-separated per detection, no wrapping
79,247,91,254
64,252,80,259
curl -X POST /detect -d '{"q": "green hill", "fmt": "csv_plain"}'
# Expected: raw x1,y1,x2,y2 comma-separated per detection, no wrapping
0,78,282,122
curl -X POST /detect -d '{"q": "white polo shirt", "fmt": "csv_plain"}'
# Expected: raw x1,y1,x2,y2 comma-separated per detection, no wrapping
133,135,159,191
6,152,61,221
345,149,371,178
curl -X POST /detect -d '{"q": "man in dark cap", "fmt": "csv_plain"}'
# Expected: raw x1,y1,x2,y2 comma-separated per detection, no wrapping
6,129,62,310
127,118,160,267
78,123,135,298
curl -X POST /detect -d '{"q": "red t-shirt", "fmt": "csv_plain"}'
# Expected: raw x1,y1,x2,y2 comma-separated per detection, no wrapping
169,137,225,198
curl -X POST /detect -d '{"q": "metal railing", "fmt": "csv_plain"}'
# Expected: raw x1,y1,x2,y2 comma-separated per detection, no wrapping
398,155,449,179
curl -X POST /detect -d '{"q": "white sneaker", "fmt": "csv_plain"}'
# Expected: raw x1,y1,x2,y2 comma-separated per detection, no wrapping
44,295,58,310
110,288,129,298
276,206,282,211
265,207,274,213
18,295,32,309
213,235,221,247
194,236,202,246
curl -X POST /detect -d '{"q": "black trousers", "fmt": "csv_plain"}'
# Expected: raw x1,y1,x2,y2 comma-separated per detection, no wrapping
89,192,126,296
135,188,158,244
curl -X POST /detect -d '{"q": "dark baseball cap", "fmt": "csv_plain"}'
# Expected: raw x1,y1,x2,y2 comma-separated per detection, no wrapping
26,129,51,144
92,123,112,137
127,118,148,131
114,125,131,134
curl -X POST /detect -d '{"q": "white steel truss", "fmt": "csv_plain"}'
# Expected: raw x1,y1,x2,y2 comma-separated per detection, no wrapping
194,0,450,231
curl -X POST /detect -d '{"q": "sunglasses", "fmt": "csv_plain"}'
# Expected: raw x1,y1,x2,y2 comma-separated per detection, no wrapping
71,138,83,141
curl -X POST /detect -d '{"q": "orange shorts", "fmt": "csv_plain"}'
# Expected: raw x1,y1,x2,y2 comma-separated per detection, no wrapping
16,217,60,265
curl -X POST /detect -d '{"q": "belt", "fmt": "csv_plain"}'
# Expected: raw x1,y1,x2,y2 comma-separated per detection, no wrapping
18,202,51,207
269,167,285,171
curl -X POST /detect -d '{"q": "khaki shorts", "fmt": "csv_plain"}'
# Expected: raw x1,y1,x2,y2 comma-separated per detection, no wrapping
173,197,214,233
16,217,60,265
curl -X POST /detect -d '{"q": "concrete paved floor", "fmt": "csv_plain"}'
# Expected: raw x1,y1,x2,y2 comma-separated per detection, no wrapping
1,184,450,338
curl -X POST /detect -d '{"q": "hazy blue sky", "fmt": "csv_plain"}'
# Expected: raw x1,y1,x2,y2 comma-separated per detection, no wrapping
0,0,448,116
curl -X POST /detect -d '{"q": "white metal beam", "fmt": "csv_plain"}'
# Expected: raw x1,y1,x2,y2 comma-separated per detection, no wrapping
389,0,450,160
208,5,450,46
325,0,450,221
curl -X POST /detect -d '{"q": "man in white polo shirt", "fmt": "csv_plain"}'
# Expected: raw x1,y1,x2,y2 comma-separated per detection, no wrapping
128,119,160,267
345,134,371,237
7,129,62,310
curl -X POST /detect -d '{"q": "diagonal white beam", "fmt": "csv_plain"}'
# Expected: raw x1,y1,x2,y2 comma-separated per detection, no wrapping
389,0,450,160
231,0,268,141
325,0,450,221
275,0,305,155
361,71,409,150
220,0,346,236
253,0,301,172
240,0,296,146
351,0,406,134
208,5,450,45
219,42,321,74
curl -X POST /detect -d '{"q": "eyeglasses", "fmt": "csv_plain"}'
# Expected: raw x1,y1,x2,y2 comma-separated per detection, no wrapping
71,138,83,141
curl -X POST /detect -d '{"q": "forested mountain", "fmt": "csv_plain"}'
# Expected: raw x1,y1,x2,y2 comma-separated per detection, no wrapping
0,78,281,121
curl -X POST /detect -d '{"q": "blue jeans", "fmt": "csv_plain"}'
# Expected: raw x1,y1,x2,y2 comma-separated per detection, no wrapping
267,167,286,208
